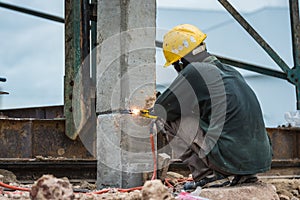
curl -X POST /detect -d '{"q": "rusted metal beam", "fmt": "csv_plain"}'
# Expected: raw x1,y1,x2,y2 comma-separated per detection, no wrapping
288,0,300,109
155,40,288,80
64,0,96,140
267,127,300,160
216,55,288,80
218,0,291,74
0,118,94,158
0,91,9,95
0,159,96,182
289,0,300,68
64,0,81,140
0,105,63,119
0,2,64,23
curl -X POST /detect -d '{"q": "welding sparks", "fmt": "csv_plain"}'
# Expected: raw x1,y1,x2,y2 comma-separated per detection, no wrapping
131,109,140,116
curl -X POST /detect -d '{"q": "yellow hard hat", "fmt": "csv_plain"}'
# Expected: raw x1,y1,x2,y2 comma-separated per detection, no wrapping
163,24,207,67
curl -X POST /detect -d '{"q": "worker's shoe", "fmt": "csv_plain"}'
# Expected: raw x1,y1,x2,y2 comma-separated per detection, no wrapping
230,174,258,186
183,174,230,191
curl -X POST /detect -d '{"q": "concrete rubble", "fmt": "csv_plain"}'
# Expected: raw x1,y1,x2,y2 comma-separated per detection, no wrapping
200,181,280,200
30,175,74,200
141,180,175,200
0,177,290,200
2,171,300,200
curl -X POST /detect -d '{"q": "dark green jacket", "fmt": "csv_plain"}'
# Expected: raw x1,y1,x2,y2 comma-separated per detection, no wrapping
155,56,272,175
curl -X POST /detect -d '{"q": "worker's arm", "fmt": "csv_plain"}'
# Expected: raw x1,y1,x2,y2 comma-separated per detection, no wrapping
154,63,210,122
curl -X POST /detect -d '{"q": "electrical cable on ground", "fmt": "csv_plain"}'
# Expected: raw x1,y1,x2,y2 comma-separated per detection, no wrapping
0,181,30,192
150,120,157,180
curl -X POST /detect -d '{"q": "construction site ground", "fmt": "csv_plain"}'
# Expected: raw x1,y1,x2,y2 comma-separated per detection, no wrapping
0,169,299,200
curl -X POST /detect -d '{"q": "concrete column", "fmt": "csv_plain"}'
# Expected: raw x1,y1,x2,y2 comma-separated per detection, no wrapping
96,0,156,188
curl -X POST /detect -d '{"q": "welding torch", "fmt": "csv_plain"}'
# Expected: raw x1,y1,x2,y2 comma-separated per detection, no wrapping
126,109,158,119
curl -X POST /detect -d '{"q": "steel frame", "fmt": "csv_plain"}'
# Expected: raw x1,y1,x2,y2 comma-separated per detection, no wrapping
0,0,299,131
217,0,300,108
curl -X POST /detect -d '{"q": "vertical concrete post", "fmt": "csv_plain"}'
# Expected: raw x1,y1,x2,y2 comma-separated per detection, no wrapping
96,0,156,188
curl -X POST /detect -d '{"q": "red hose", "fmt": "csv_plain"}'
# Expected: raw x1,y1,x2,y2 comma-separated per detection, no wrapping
91,186,143,195
164,178,174,188
0,181,30,192
150,133,157,180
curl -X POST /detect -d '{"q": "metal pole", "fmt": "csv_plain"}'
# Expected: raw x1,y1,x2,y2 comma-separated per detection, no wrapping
0,2,64,23
288,0,300,109
155,40,288,80
64,0,81,140
91,1,97,86
218,0,291,74
216,55,288,80
289,0,300,68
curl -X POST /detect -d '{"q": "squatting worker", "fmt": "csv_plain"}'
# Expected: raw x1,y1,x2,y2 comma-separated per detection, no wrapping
153,24,272,189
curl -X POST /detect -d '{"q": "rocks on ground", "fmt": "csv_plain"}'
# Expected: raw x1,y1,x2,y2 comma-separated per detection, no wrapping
30,175,74,200
1,169,300,200
0,170,18,184
264,179,300,200
200,181,279,200
141,180,175,200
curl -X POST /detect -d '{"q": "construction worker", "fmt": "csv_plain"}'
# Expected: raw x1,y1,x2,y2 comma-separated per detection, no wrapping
154,24,272,189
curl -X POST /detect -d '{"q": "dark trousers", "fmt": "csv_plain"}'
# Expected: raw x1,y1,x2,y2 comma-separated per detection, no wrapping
165,117,232,181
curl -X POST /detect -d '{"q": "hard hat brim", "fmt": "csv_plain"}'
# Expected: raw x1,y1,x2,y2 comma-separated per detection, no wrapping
163,61,172,67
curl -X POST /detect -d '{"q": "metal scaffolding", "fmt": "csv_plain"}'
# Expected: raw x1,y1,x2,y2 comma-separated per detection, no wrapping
0,0,299,136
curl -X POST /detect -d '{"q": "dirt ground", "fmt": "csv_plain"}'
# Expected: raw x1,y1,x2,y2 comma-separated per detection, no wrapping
264,179,300,200
0,171,300,200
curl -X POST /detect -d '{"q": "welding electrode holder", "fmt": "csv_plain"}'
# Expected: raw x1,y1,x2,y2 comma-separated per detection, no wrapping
139,109,158,119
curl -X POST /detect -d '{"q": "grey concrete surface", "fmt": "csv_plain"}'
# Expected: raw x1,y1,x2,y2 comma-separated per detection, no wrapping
96,0,156,188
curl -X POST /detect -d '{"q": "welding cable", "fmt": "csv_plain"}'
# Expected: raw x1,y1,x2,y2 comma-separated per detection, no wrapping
0,181,30,192
177,177,194,183
164,178,174,188
150,120,157,180
163,177,194,189
150,133,157,180
91,186,143,195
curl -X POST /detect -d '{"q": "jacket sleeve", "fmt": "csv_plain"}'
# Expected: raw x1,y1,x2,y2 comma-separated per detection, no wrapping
154,63,210,122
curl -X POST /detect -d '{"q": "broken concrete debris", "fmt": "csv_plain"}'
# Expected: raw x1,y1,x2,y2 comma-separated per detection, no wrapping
30,175,74,200
142,180,175,200
1,170,300,200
